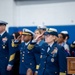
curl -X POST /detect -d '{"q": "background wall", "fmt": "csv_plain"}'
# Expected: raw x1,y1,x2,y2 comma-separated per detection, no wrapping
0,0,75,43
0,0,15,30
0,0,75,27
15,1,75,26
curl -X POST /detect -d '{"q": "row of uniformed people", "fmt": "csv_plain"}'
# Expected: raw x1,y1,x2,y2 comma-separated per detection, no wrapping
0,20,74,75
9,28,46,75
29,27,74,75
0,20,36,75
14,27,74,75
11,27,70,75
9,26,47,75
0,20,46,75
13,24,75,75
27,28,68,75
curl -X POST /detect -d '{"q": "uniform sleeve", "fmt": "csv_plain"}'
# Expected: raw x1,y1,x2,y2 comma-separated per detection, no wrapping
34,45,41,73
27,41,41,73
8,35,19,65
58,46,67,75
34,53,40,73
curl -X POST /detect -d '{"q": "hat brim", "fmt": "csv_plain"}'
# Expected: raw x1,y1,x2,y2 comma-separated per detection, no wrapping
44,32,58,37
22,32,33,36
0,24,7,26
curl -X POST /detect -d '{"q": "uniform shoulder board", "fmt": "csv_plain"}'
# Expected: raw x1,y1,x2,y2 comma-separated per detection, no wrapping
27,44,34,50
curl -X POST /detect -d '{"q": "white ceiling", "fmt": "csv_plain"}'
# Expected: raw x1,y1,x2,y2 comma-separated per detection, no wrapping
15,0,75,5
15,0,75,2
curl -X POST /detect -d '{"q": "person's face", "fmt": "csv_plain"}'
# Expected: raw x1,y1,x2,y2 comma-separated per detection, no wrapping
57,34,64,43
0,25,6,33
34,30,41,38
23,35,32,42
40,30,46,34
21,35,24,41
40,30,46,39
45,34,55,44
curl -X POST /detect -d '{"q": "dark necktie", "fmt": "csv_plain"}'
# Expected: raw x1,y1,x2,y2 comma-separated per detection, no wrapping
47,46,51,53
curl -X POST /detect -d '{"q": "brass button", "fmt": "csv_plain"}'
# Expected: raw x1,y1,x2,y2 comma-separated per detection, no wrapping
22,54,24,56
22,57,24,59
22,60,24,62
40,55,42,58
30,63,32,65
